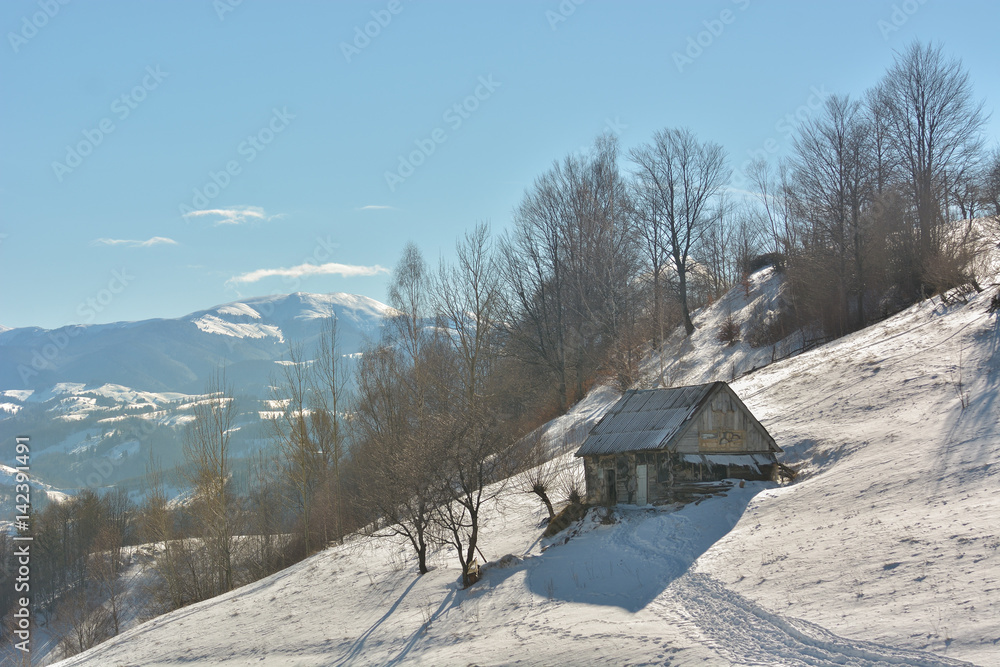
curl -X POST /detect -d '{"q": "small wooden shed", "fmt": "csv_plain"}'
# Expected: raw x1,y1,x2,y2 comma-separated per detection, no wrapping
575,382,780,506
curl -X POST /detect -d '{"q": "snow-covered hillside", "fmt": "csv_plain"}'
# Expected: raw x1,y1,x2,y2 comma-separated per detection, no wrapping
642,264,808,388
50,262,1000,665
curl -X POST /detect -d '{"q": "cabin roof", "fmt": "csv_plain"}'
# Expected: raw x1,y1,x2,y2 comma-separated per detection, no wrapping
574,382,720,457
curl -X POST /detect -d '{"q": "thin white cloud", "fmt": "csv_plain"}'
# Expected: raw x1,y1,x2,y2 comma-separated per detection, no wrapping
723,186,759,198
183,205,274,225
228,261,389,285
357,205,397,211
91,236,178,248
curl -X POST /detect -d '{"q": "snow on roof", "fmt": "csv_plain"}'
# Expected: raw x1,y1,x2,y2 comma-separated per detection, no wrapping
575,383,718,456
682,453,776,473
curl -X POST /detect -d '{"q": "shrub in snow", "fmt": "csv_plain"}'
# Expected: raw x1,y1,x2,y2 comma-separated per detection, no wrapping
989,289,1000,314
747,252,786,273
717,314,741,346
542,499,588,538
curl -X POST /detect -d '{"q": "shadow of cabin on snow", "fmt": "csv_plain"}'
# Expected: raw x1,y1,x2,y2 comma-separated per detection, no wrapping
575,382,781,506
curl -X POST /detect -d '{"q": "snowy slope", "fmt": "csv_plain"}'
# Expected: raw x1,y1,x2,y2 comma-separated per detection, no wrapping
641,265,808,388
699,291,1000,663
52,269,1000,665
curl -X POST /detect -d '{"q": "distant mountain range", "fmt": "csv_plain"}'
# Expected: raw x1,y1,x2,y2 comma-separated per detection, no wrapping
0,293,391,494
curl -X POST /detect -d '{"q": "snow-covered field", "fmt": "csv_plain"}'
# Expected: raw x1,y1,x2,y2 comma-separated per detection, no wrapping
51,267,1000,666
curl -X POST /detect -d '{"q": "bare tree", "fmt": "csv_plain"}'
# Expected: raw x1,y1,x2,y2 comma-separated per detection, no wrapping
352,343,441,575
352,245,442,574
387,242,432,365
139,453,186,611
500,157,577,410
501,136,637,408
941,142,990,224
309,316,350,545
791,94,876,332
979,148,1000,219
864,86,901,197
183,370,237,595
269,342,329,556
431,407,514,588
90,526,125,637
699,194,743,300
629,152,671,346
52,588,112,659
244,450,284,579
435,223,501,406
89,488,133,637
731,204,765,276
431,224,518,587
879,41,988,285
517,431,557,520
630,128,730,335
747,158,796,255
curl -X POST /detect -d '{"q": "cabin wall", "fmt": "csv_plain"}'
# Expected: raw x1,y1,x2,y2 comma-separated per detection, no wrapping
675,390,773,455
583,449,776,505
583,451,675,505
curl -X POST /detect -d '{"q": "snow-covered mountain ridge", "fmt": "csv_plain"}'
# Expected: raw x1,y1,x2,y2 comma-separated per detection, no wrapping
51,260,1000,665
0,292,389,490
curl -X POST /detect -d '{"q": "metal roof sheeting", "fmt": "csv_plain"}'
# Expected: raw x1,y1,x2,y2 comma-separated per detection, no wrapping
575,384,717,456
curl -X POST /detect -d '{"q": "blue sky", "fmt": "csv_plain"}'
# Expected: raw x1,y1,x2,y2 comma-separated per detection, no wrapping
2,0,998,330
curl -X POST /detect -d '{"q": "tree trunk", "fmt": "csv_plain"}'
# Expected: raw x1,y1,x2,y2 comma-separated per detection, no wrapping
679,271,695,336
534,487,555,519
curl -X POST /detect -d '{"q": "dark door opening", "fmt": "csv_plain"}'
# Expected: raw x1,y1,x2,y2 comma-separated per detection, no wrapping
605,468,617,504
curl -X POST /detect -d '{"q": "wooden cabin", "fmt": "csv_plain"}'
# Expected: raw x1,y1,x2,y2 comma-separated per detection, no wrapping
575,382,780,506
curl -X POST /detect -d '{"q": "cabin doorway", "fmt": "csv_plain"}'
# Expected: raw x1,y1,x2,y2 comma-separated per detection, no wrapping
636,464,648,505
604,468,617,504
